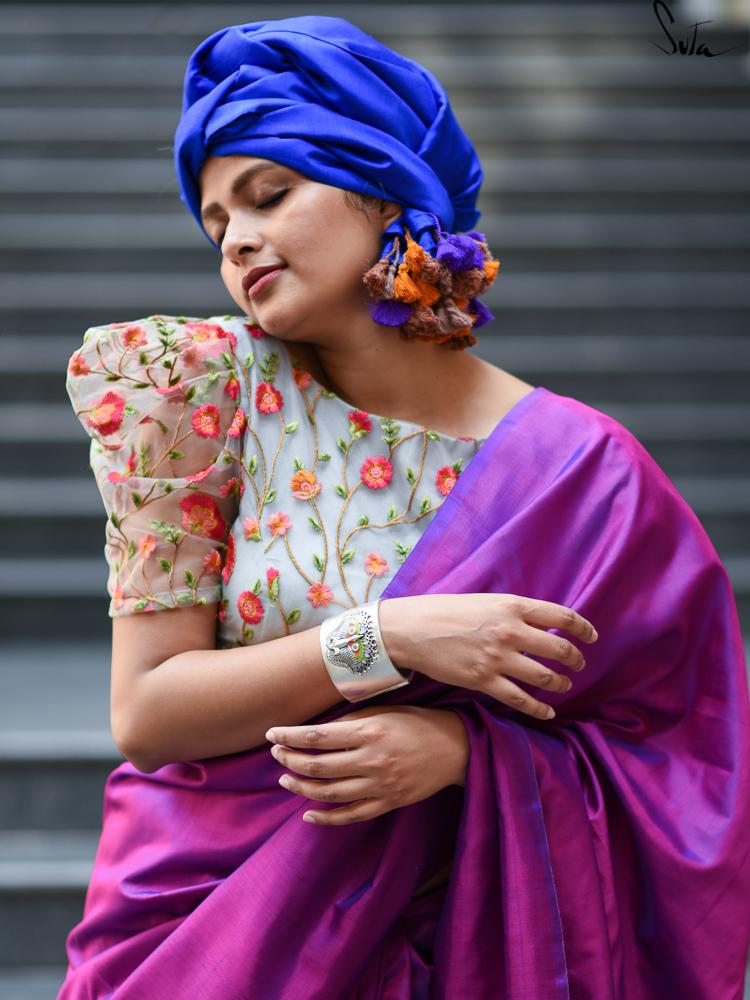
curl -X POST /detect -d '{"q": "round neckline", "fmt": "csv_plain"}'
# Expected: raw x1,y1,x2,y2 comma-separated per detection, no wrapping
271,335,492,446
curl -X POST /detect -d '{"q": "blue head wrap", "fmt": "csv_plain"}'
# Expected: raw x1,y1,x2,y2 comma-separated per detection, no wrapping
174,14,498,340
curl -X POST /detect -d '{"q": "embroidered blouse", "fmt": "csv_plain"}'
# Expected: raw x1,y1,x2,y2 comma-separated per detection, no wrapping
66,314,487,649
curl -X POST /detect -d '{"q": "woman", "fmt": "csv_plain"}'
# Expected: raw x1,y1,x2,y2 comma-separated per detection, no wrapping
58,15,750,999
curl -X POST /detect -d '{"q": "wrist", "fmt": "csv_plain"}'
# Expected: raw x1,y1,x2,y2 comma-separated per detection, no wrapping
378,596,419,672
436,708,470,787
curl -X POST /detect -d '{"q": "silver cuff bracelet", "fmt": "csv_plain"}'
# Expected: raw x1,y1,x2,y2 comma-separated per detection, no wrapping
319,599,414,703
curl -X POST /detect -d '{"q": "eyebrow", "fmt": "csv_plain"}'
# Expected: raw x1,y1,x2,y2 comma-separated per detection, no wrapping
200,162,280,222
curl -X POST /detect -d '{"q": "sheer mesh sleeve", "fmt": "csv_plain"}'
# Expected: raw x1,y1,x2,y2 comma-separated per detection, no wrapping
66,315,244,617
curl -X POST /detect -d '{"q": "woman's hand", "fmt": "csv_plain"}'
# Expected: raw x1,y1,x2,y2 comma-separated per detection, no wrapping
379,593,599,722
265,705,469,826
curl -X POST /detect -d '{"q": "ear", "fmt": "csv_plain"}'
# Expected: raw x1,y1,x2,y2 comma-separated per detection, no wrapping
380,201,403,229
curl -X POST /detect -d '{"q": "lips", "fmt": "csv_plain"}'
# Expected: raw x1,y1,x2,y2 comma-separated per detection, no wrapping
243,263,287,295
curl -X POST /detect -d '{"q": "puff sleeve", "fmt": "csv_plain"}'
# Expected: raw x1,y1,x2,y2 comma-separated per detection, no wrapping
66,315,244,616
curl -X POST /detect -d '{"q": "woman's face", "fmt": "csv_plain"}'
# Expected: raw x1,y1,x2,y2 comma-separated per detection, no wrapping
198,154,402,341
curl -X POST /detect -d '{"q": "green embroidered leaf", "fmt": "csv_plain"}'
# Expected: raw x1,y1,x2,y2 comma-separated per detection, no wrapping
158,557,172,573
308,516,322,533
110,512,120,528
253,577,262,595
320,388,337,398
286,608,302,625
335,484,347,498
405,467,416,485
176,592,194,604
185,385,196,402
104,374,123,382
268,576,280,602
341,548,355,564
337,437,348,455
221,453,234,465
357,515,369,526
285,421,299,434
264,488,278,504
420,496,432,513
387,505,398,521
244,353,255,370
426,430,440,442
134,599,150,611
312,553,324,571
318,452,331,461
396,545,413,564
293,456,303,471
452,458,464,473
123,404,137,417
163,483,174,493
248,454,258,474
133,382,150,389
127,540,137,559
167,449,184,460
131,492,142,507
184,569,196,586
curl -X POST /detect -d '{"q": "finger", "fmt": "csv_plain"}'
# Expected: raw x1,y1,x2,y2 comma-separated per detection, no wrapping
302,799,386,826
499,651,574,693
490,674,558,721
265,721,366,748
278,772,373,804
521,600,598,644
516,622,587,672
271,744,368,779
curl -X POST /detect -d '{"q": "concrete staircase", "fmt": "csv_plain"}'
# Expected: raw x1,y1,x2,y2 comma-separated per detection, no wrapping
1,2,748,994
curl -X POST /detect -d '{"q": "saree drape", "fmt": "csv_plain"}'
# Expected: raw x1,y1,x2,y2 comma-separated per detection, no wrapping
58,386,750,999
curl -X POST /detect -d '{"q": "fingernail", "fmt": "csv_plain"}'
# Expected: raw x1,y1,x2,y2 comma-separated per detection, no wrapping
303,813,317,823
591,628,598,640
546,707,556,719
266,730,276,742
278,775,291,788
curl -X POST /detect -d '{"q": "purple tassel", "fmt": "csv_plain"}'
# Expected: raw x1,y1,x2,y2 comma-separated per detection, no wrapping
367,299,413,326
435,231,485,273
468,297,494,329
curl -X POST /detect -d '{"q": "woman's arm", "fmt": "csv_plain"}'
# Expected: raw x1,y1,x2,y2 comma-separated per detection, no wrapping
118,595,418,772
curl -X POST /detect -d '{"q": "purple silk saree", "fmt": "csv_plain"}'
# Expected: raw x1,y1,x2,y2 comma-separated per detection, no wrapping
59,386,750,999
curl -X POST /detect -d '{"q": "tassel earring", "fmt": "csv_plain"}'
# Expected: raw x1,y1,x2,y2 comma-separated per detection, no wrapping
363,213,501,351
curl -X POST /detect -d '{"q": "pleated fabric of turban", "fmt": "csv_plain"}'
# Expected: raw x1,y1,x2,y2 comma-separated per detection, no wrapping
174,14,500,345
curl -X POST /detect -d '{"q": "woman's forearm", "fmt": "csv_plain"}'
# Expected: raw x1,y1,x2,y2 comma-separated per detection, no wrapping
125,596,416,773
438,708,470,787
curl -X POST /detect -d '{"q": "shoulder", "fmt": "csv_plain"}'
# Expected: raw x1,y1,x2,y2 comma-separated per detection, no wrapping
66,314,254,446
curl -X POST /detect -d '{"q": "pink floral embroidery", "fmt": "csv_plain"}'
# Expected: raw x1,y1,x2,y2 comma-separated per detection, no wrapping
365,552,388,577
219,475,242,500
290,470,322,501
228,407,247,438
267,567,280,585
86,391,125,437
307,582,334,608
106,470,133,484
222,532,235,585
192,404,222,439
138,534,157,559
268,512,292,536
178,493,227,541
225,374,240,402
238,590,264,624
68,353,90,377
348,410,371,434
155,381,188,399
256,381,283,414
435,464,460,496
244,322,266,340
112,585,126,611
360,456,393,490
292,365,313,389
204,549,222,575
243,517,262,541
185,465,214,484
182,322,238,360
122,325,147,349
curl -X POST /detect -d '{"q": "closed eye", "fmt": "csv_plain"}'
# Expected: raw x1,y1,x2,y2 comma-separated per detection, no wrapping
215,189,288,244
